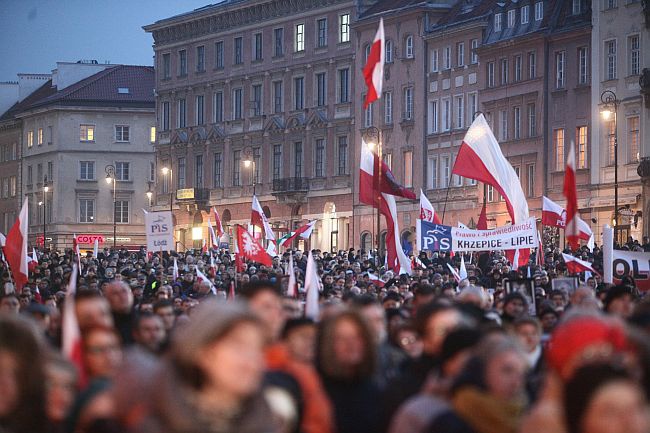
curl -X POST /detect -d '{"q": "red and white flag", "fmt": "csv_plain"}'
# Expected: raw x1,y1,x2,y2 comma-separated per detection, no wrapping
562,253,599,275
304,250,320,320
62,264,85,385
207,216,218,249
286,253,297,298
251,195,276,242
446,263,461,283
367,272,385,288
195,267,217,294
236,224,272,266
459,255,468,280
477,201,488,230
419,189,441,224
213,207,225,237
280,220,317,248
563,141,579,250
4,198,29,291
537,230,544,267
362,18,385,109
542,196,566,228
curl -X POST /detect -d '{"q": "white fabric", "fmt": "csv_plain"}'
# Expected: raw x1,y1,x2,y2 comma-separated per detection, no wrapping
252,195,276,241
287,254,297,297
304,251,320,320
420,189,437,223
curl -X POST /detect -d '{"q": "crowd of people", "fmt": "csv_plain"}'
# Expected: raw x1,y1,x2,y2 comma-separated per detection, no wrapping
0,237,649,433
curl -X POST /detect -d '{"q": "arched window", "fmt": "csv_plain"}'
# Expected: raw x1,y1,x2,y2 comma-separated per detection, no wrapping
405,35,414,59
262,206,271,218
385,39,393,63
360,231,372,252
379,231,387,254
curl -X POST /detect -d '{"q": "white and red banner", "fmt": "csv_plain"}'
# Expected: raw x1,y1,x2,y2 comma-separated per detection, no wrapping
251,195,276,242
420,189,441,224
362,18,384,109
236,224,272,266
541,196,593,241
207,216,218,249
612,250,650,291
4,197,29,290
562,253,599,276
286,253,297,298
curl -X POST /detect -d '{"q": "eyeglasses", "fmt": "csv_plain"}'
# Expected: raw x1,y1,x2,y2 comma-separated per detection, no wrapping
86,344,121,355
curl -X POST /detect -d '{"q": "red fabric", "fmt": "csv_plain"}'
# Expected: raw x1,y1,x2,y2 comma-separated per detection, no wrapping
4,202,28,291
477,201,488,230
563,144,579,250
236,224,272,266
213,207,224,237
363,39,382,109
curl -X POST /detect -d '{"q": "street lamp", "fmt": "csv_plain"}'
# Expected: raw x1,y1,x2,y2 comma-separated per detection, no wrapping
600,90,619,233
161,166,173,213
42,176,49,250
243,148,257,196
105,165,117,250
362,126,381,266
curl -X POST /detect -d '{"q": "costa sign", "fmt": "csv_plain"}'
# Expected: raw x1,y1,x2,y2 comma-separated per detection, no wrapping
75,234,105,244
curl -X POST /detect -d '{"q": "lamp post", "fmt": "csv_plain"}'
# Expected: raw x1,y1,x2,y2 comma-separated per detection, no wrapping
105,165,117,250
243,148,256,196
146,181,154,209
161,166,173,213
600,90,619,236
43,176,49,250
362,126,381,266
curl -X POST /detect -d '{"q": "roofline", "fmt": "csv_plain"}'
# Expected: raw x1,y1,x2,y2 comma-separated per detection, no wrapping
143,0,256,32
357,2,451,22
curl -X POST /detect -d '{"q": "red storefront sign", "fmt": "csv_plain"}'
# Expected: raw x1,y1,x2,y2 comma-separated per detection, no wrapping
75,234,105,244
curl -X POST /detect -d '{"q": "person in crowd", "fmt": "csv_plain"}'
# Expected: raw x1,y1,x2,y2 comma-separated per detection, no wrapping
44,353,78,433
74,290,113,330
153,300,176,333
281,318,317,365
513,317,544,401
132,313,166,355
104,281,135,345
604,285,636,319
0,293,20,315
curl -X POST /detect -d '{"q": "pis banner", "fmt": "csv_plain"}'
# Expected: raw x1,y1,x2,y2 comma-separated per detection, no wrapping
613,250,650,292
417,217,538,252
145,211,174,252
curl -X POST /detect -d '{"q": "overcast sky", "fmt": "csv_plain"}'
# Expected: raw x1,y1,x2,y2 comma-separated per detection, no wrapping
0,0,212,81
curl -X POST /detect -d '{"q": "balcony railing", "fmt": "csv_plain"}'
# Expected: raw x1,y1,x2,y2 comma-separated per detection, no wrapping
272,177,310,193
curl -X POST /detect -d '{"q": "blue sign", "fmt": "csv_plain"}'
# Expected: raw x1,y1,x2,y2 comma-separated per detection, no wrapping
418,220,453,252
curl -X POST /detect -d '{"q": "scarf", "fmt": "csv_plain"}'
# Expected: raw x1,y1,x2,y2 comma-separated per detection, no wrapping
453,386,525,433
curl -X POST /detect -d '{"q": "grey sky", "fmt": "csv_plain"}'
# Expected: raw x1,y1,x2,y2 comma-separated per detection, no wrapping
0,0,212,81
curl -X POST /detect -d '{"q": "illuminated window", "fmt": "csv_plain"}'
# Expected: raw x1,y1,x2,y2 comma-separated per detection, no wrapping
576,126,588,168
554,128,565,171
80,125,94,142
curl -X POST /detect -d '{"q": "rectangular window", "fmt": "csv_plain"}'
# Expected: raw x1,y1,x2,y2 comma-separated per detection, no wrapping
273,81,283,113
514,106,521,139
37,128,43,145
37,164,42,184
338,68,349,103
234,37,243,64
578,47,589,84
213,91,223,122
232,151,240,186
364,101,372,127
384,91,392,124
339,14,350,42
233,88,243,120
163,53,170,78
252,84,262,116
215,41,224,69
500,58,508,85
162,101,170,131
428,157,438,189
179,50,187,75
606,0,617,9
315,139,325,177
573,0,581,14
442,98,451,131
317,18,327,47
607,120,616,164
442,156,450,188
556,51,565,88
150,126,156,143
500,110,508,141
79,161,95,180
177,99,186,128
115,200,129,224
455,95,464,129
527,164,535,197
471,39,479,64
606,40,617,80
294,142,303,178
528,51,536,78
383,153,392,170
405,36,414,58
27,131,33,147
316,72,326,107
495,13,502,32
404,87,414,120
178,158,187,188
79,199,94,223
27,165,32,184
487,62,495,87
527,103,536,137
273,144,282,180
161,160,169,194
535,2,543,20
429,100,438,133
9,176,15,197
338,136,348,175
80,124,94,142
521,5,530,24
514,55,522,81
629,35,640,76
508,9,516,28
274,28,284,56
404,151,413,187
196,95,204,125
628,116,640,162
577,126,588,168
196,45,205,72
457,42,465,67
431,49,439,72
115,162,130,181
487,185,495,202
468,93,477,125
294,77,304,110
149,162,155,182
554,129,565,171
295,23,305,52
47,161,52,182
213,153,222,187
443,46,451,70
254,33,263,61
195,155,203,188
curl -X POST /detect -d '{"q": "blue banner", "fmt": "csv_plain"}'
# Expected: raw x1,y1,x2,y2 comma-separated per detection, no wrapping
417,220,453,252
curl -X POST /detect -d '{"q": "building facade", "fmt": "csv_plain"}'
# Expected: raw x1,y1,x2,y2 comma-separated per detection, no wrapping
145,0,356,252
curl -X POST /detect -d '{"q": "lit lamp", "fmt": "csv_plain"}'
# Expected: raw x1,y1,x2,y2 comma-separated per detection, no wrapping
105,165,117,249
42,177,50,249
161,166,173,213
600,90,619,234
243,153,256,196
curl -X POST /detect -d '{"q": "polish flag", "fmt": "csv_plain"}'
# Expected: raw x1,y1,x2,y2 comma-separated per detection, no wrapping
562,253,599,275
213,207,225,237
280,220,317,248
195,267,217,294
233,233,244,273
563,141,579,250
62,264,85,385
286,253,297,298
362,18,385,109
420,190,441,224
446,263,461,283
4,198,29,291
542,196,566,228
367,272,385,288
477,201,488,230
236,224,272,266
207,216,218,249
27,248,38,273
251,195,276,241
92,238,99,258
304,250,320,320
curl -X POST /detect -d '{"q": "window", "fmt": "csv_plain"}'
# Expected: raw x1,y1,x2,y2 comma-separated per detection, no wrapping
555,51,565,88
213,153,222,187
273,144,282,180
364,101,372,127
500,59,508,85
195,155,204,188
495,13,502,32
233,88,242,120
295,24,305,52
405,35,414,59
9,177,15,197
294,142,303,177
572,0,581,14
196,45,205,72
606,0,617,9
384,91,392,124
252,84,262,116
404,87,414,120
37,128,43,145
115,162,130,181
468,93,477,125
443,46,451,69
162,101,170,131
455,95,464,129
149,162,155,182
576,126,588,168
403,151,413,187
27,165,32,184
37,163,42,184
234,37,243,64
428,100,438,133
317,18,327,47
527,164,535,197
1,179,8,199
79,199,94,223
428,157,438,189
179,50,187,75
500,110,508,141
508,9,515,28
364,44,371,63
578,47,589,84
177,99,186,128
47,161,52,182
470,39,479,64
254,33,263,61
338,68,349,103
232,151,240,186
385,40,393,63
115,200,129,224
383,153,392,170
629,35,640,76
338,136,348,175
253,148,261,184
431,49,439,72
273,81,283,113
316,72,326,107
178,157,187,188
79,161,95,180
521,5,530,24
442,98,451,131
161,160,169,194
457,42,465,67
487,62,495,87
535,2,543,20
294,77,304,110
628,116,640,162
150,126,156,143
339,14,350,43
442,156,450,188
514,55,522,81
274,28,284,56
213,91,223,122
605,40,617,80
196,95,205,125
27,130,33,147
315,139,325,177
554,129,565,171
514,106,521,139
162,53,171,78
215,41,224,68
607,120,616,164
528,51,536,78
80,125,94,142
487,185,495,202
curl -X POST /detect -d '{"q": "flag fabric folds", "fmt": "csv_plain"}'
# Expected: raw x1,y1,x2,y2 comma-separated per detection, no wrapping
562,253,599,275
213,207,225,237
195,267,217,294
563,141,579,250
207,216,218,249
286,254,297,298
542,195,593,242
459,255,468,280
4,197,29,291
251,195,276,241
420,189,441,224
280,220,317,248
304,250,320,320
362,18,384,109
236,224,272,266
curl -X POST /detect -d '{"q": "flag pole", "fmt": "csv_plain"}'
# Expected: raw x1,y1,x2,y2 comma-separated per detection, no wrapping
376,126,382,268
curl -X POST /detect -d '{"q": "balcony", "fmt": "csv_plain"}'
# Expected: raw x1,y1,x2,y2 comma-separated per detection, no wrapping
273,177,309,193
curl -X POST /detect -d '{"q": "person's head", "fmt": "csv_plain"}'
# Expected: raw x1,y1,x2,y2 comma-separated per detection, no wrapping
502,292,527,320
539,308,559,333
239,281,284,343
351,295,387,343
74,290,113,329
391,323,423,359
281,318,317,364
565,363,649,433
412,284,436,311
153,300,176,332
457,285,488,309
0,294,20,314
44,353,77,422
132,313,166,354
171,301,265,400
104,281,134,314
439,328,483,379
81,325,123,379
604,285,636,318
415,302,466,356
513,317,542,354
550,290,567,310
